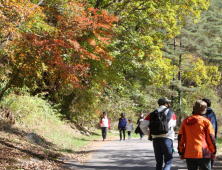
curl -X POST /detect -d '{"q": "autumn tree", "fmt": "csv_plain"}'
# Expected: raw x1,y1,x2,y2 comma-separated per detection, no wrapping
84,0,211,114
0,1,118,102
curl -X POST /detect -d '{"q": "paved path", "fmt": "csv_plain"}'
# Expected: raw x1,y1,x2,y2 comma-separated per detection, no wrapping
63,138,188,170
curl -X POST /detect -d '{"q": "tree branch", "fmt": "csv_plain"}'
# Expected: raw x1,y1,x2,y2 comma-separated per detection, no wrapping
1,0,44,49
101,2,114,9
37,0,44,6
94,0,103,9
114,0,131,16
0,34,11,50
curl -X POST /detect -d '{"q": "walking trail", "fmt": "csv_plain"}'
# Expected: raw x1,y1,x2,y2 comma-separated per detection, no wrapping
61,138,222,170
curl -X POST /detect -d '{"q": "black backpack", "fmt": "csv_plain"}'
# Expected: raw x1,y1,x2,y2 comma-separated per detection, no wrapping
149,108,174,135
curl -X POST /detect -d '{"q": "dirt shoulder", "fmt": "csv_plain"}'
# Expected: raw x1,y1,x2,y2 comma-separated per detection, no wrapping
0,125,119,170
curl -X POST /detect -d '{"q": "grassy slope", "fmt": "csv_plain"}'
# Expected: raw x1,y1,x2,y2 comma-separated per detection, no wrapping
0,93,102,169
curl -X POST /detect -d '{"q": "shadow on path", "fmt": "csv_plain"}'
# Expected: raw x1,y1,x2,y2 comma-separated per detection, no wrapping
62,138,188,170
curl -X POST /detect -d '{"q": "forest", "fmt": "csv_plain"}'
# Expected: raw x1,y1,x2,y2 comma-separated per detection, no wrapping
0,0,222,128
1,0,222,169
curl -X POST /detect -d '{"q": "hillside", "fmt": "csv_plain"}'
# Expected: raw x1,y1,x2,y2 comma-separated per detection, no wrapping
0,93,107,169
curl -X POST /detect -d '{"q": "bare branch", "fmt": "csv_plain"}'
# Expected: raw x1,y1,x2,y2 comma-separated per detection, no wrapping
37,0,44,6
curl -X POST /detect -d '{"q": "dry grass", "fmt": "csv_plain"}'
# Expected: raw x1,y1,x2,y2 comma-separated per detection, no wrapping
0,120,120,169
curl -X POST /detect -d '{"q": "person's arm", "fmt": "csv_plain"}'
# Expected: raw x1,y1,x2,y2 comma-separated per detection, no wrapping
178,123,185,160
100,118,102,126
136,118,139,125
108,118,111,129
206,121,216,157
139,114,150,136
210,112,217,138
125,118,127,129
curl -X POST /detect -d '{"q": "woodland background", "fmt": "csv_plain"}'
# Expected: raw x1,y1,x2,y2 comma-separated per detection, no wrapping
1,0,222,169
1,0,222,128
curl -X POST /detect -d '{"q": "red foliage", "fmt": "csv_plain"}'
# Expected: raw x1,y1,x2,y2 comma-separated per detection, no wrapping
13,2,119,89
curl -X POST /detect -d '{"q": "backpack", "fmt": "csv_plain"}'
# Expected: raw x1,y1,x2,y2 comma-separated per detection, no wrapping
149,108,174,135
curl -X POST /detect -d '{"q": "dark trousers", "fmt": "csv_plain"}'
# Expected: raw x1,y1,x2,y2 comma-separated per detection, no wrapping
128,131,131,138
186,158,211,170
153,138,173,170
119,128,126,140
101,127,108,140
139,131,144,138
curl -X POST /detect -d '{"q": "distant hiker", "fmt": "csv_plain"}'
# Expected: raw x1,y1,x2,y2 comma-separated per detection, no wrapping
140,97,176,170
118,113,127,141
202,98,217,138
100,112,110,141
135,114,144,139
202,98,218,168
178,100,216,170
127,119,133,139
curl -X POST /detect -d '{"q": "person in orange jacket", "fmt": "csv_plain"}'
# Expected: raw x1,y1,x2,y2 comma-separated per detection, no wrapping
178,100,216,170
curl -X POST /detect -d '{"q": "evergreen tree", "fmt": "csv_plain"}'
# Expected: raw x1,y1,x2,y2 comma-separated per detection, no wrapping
161,0,222,122
163,0,222,64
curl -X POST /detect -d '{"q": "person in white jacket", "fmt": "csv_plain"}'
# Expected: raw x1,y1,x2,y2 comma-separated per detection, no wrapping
140,97,176,170
100,112,111,141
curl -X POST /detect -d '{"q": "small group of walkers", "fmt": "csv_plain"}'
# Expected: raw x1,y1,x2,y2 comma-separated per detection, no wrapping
118,112,145,141
100,111,144,141
99,112,135,141
99,96,217,170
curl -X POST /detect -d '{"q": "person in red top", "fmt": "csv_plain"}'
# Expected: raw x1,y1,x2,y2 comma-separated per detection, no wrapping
100,112,110,141
178,100,216,170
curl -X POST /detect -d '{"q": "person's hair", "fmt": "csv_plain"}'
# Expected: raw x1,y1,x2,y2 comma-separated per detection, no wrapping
202,98,211,107
103,111,107,115
121,113,125,117
158,102,169,107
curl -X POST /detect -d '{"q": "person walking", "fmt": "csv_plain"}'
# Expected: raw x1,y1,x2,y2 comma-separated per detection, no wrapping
202,98,217,168
118,113,127,141
178,100,216,170
202,98,217,138
140,97,176,170
135,114,145,139
99,112,110,141
127,119,133,139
